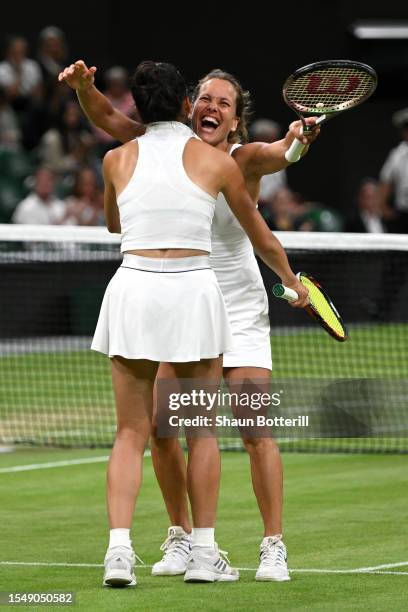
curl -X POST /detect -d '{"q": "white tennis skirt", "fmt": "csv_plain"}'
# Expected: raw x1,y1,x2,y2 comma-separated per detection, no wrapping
211,237,272,370
91,254,233,362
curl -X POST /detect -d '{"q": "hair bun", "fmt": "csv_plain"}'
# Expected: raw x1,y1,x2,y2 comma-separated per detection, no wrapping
130,61,187,124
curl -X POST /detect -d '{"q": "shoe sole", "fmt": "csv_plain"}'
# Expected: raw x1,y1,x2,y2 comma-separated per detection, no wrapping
184,569,239,583
103,569,136,587
255,574,291,582
152,568,186,576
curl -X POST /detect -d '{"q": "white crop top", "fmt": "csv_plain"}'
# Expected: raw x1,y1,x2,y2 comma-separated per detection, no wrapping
117,121,216,253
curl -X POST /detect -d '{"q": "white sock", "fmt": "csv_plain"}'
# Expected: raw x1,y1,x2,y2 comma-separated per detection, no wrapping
262,534,283,545
108,528,131,549
192,528,215,548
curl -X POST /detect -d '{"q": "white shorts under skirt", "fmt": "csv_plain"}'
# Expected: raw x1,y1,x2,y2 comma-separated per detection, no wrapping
91,254,232,362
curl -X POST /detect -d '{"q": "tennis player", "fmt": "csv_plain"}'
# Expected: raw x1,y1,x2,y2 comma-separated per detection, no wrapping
59,60,316,582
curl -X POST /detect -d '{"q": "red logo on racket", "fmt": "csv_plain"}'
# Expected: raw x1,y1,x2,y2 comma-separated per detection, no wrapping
307,75,360,94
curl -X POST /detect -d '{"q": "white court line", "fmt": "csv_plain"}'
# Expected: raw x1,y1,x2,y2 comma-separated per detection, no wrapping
351,561,408,571
0,456,109,473
1,561,407,575
360,572,408,576
0,562,103,568
0,451,152,474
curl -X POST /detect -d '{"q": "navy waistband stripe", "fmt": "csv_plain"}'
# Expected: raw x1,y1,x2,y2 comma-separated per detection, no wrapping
120,266,211,274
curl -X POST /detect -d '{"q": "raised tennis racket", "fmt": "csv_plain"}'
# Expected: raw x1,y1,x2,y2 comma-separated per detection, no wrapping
283,60,377,162
273,272,348,342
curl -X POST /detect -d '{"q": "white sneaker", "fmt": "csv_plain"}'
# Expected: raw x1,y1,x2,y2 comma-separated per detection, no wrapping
151,526,192,576
103,545,137,587
184,544,239,583
255,536,290,582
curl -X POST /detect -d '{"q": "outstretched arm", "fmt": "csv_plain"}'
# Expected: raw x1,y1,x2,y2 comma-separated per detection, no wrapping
234,118,320,179
58,60,144,143
220,156,308,307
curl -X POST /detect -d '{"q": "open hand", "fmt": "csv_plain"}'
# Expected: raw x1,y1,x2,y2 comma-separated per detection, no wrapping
58,60,97,91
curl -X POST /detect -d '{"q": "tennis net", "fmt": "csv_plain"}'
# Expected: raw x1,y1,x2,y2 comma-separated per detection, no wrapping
0,225,407,452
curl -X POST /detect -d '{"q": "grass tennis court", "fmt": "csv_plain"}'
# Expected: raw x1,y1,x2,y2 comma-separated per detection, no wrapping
0,449,407,611
1,323,407,450
1,319,407,609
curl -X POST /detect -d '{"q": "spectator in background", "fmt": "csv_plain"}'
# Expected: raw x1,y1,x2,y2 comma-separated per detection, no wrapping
379,108,408,233
262,187,343,232
345,178,385,233
249,119,287,203
37,26,67,90
38,99,96,176
36,26,70,117
260,187,305,231
92,66,135,155
62,166,104,225
0,84,21,149
11,167,66,224
23,27,70,151
0,35,42,110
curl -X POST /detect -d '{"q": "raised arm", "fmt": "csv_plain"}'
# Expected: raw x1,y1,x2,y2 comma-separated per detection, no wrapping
233,117,320,180
219,155,308,307
58,60,144,143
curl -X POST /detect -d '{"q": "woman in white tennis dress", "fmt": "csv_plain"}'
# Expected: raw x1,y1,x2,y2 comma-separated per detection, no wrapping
89,60,308,589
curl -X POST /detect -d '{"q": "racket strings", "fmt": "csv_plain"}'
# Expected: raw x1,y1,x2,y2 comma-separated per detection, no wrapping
286,67,375,113
301,277,346,339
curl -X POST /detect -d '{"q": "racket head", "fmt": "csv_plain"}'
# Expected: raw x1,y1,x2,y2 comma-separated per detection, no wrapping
283,60,377,116
298,272,348,342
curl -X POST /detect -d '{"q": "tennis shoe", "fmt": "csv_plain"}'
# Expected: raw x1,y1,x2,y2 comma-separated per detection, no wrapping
103,545,138,587
152,526,192,576
255,535,290,581
184,543,239,582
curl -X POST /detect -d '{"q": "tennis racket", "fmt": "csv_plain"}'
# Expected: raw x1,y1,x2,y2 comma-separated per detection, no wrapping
273,272,348,342
283,60,377,162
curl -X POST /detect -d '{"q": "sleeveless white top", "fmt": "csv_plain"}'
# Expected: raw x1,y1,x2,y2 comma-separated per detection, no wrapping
211,143,252,258
117,121,216,253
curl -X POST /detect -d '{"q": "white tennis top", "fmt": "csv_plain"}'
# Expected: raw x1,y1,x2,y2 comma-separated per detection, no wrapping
118,121,216,253
211,143,253,258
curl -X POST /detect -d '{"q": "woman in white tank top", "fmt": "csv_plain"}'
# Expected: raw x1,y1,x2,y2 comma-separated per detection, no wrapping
59,61,314,583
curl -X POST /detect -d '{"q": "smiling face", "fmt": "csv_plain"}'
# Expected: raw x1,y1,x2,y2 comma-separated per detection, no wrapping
192,78,239,149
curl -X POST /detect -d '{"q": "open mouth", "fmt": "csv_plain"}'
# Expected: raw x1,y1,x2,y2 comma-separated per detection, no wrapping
200,116,220,133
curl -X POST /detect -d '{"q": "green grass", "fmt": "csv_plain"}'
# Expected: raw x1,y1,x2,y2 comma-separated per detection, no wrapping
0,450,407,611
0,323,407,450
271,323,408,378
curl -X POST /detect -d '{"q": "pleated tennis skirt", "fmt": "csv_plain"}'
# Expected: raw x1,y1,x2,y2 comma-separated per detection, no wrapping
91,254,233,362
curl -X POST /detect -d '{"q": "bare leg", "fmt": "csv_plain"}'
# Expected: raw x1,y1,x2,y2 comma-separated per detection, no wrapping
186,436,220,527
151,363,192,532
242,437,283,536
107,357,158,528
174,358,223,528
224,366,283,537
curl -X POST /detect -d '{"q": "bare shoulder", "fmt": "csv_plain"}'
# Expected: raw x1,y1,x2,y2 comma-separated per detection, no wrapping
103,141,138,173
187,138,232,164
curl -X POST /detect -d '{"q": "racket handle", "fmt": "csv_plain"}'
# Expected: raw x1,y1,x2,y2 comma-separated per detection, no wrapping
272,283,299,303
285,138,306,163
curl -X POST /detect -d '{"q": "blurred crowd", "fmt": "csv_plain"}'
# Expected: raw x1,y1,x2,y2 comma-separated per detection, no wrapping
1,27,407,233
0,28,135,227
251,115,408,234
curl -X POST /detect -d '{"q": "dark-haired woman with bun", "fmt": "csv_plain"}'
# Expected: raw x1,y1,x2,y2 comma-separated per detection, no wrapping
90,60,308,588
